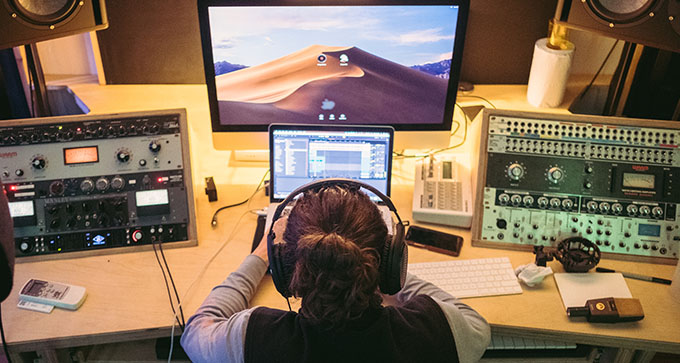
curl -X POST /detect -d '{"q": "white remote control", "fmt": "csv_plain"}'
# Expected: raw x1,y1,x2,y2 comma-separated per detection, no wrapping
19,279,87,310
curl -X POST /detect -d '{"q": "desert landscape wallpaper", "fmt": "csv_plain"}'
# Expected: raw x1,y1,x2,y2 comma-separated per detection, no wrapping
208,5,460,125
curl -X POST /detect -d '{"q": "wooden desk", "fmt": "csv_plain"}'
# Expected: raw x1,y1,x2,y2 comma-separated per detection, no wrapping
2,84,679,362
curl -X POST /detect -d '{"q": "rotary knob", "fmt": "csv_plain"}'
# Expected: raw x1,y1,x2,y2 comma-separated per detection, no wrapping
549,198,561,209
587,201,598,213
510,194,522,206
498,193,510,205
111,176,125,191
95,177,110,191
149,141,162,153
652,206,663,218
80,179,95,193
117,150,131,163
611,203,623,214
522,195,534,206
562,199,574,209
599,202,611,213
639,205,651,216
627,204,639,216
547,166,564,184
31,156,46,170
507,163,525,181
537,196,549,208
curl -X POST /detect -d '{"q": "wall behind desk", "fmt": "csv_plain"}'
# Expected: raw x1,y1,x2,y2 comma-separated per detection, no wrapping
96,0,204,84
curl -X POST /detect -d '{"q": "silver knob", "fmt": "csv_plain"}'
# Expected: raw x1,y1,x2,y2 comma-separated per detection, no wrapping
627,204,639,216
547,167,564,184
498,193,510,205
599,202,610,213
537,197,549,208
507,163,524,181
639,205,651,216
511,195,522,206
611,203,623,214
652,206,663,218
549,198,561,208
523,195,534,206
587,201,598,212
562,199,574,209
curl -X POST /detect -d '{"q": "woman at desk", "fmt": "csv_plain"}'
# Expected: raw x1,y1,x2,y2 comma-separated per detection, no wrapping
181,183,490,363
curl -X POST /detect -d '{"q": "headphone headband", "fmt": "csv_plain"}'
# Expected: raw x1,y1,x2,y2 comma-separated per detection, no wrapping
270,178,401,231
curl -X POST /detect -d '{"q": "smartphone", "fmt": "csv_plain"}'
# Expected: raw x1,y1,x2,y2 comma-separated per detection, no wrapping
405,225,463,257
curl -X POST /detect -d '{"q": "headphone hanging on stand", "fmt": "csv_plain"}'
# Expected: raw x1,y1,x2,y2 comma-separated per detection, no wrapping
267,178,408,298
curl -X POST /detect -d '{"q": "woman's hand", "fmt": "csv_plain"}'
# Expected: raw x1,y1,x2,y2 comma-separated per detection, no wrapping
251,217,287,264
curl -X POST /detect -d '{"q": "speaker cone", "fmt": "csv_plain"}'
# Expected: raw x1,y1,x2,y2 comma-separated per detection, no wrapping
8,0,80,26
585,0,658,25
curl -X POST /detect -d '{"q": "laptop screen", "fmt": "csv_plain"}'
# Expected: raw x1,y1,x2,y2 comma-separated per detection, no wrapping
269,124,393,202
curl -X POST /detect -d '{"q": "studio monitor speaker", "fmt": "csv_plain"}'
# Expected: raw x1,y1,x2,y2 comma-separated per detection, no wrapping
0,0,108,50
555,0,680,52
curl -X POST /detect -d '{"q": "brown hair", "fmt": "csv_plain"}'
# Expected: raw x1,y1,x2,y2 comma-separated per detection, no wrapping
282,184,388,325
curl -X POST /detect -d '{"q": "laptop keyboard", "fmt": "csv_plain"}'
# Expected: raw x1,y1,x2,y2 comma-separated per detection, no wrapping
408,257,522,298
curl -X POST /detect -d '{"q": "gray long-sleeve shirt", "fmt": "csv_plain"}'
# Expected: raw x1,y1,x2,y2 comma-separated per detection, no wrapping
181,255,491,363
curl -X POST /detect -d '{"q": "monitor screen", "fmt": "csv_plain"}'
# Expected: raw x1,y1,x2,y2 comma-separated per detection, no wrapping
269,124,393,202
198,0,469,137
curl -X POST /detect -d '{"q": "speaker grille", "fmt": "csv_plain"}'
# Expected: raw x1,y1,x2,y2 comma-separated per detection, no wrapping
9,0,79,26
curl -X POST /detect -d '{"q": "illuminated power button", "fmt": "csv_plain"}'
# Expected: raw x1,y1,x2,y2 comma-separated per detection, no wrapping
132,230,143,242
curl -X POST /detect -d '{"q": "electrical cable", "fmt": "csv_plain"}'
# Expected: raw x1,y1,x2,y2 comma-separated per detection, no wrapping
157,238,186,328
393,102,470,159
0,305,12,363
576,40,620,102
167,169,270,362
211,170,270,227
456,94,497,109
152,237,185,332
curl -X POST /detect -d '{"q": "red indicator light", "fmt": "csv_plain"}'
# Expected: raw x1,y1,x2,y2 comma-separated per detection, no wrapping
157,177,163,183
9,185,17,191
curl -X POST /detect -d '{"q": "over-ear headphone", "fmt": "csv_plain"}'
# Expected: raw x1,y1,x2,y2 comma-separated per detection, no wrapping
267,178,407,298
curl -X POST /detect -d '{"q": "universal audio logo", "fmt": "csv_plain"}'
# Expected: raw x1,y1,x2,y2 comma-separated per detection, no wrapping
0,152,17,159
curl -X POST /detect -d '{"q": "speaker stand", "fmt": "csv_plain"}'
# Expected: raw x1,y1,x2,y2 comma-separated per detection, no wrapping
24,43,52,117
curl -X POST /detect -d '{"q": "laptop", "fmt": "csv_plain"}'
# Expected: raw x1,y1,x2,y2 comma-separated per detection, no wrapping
265,124,395,233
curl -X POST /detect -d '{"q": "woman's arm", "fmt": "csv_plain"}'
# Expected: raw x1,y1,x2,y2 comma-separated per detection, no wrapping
180,254,268,363
393,273,491,363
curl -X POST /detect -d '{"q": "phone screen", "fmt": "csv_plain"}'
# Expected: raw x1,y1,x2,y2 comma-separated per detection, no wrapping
405,226,463,256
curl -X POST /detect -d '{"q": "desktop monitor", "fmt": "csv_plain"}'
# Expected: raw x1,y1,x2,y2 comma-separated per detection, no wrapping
198,0,469,150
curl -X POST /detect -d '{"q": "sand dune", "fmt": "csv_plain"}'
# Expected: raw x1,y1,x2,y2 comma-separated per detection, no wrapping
216,45,449,125
216,45,364,103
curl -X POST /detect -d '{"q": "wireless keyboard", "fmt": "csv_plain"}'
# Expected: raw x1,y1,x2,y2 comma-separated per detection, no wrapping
408,257,523,298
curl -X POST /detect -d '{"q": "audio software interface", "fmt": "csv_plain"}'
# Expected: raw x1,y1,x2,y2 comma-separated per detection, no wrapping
472,109,679,264
0,109,197,261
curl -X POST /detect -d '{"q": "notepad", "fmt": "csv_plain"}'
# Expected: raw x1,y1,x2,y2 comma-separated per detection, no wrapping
554,272,632,310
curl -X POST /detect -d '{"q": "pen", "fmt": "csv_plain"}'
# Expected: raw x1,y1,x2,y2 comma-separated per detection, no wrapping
596,267,672,285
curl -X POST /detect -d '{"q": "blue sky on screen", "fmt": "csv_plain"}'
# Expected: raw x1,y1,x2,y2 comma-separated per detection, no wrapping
209,5,459,67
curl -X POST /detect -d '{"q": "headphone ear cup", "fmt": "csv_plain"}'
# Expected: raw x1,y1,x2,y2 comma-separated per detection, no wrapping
269,235,294,298
379,222,407,295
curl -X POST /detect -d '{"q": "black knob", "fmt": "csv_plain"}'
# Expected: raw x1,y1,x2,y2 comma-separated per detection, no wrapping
97,214,110,227
65,204,74,213
80,179,94,193
150,124,160,134
149,141,162,153
15,169,23,176
31,156,46,170
117,150,131,163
